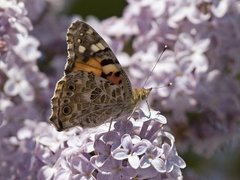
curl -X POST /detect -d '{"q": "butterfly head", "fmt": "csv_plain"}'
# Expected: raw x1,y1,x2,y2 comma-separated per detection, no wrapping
132,88,152,105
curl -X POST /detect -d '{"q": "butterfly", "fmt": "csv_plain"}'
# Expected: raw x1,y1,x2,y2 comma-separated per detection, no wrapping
49,20,152,131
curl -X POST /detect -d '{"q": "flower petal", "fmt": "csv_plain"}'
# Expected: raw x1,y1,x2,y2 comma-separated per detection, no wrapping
121,134,133,150
132,141,148,155
151,158,166,173
122,166,137,177
140,155,151,169
171,155,186,169
4,79,19,96
112,148,129,160
94,139,107,154
37,166,55,180
84,142,94,153
19,80,34,101
90,155,108,168
166,160,174,173
128,154,140,169
135,166,158,179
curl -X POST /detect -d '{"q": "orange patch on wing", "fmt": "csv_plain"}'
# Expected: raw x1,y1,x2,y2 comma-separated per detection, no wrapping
107,75,122,85
72,58,102,76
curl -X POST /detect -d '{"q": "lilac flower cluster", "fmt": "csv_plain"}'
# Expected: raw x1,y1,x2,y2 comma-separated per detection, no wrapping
0,0,50,125
2,0,240,177
37,109,185,179
97,0,240,154
0,0,186,179
0,0,50,178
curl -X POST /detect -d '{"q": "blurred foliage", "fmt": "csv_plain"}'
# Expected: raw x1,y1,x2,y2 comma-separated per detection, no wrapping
68,0,127,19
183,149,240,179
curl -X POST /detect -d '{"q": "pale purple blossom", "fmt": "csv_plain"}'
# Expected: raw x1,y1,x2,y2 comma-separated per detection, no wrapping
97,0,240,155
96,157,137,180
4,65,34,101
38,109,185,179
0,0,50,178
112,134,148,169
0,0,32,54
3,0,240,179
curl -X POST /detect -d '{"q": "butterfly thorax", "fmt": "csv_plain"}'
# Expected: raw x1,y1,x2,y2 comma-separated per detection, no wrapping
132,88,152,106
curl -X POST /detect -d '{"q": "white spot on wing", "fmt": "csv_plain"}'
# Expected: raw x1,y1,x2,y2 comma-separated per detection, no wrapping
96,42,105,50
86,28,94,34
79,45,86,53
91,44,100,52
103,64,118,74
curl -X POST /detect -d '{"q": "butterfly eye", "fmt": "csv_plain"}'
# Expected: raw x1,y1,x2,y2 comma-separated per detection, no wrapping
62,106,72,115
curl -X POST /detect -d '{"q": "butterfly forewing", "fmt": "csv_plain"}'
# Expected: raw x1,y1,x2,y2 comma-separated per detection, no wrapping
66,21,132,95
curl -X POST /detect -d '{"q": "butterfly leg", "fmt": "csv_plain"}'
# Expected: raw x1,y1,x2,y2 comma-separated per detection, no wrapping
108,118,114,132
145,100,151,118
127,106,139,121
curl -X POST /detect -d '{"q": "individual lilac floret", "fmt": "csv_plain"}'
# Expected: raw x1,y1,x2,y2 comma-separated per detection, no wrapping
90,131,121,169
96,157,137,179
162,142,186,178
39,109,185,179
54,153,96,180
112,134,148,169
140,142,165,172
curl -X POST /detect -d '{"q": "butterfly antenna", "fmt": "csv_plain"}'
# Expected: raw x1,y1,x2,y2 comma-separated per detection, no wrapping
143,45,168,87
150,82,173,89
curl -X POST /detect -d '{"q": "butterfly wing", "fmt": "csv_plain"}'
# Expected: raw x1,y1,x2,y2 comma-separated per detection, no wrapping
50,20,133,131
66,20,132,97
50,71,131,131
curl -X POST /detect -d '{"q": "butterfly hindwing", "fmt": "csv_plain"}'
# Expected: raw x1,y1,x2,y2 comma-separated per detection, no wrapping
50,71,131,131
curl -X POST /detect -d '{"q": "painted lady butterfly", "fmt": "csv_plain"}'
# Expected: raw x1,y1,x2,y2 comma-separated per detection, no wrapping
50,20,151,131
